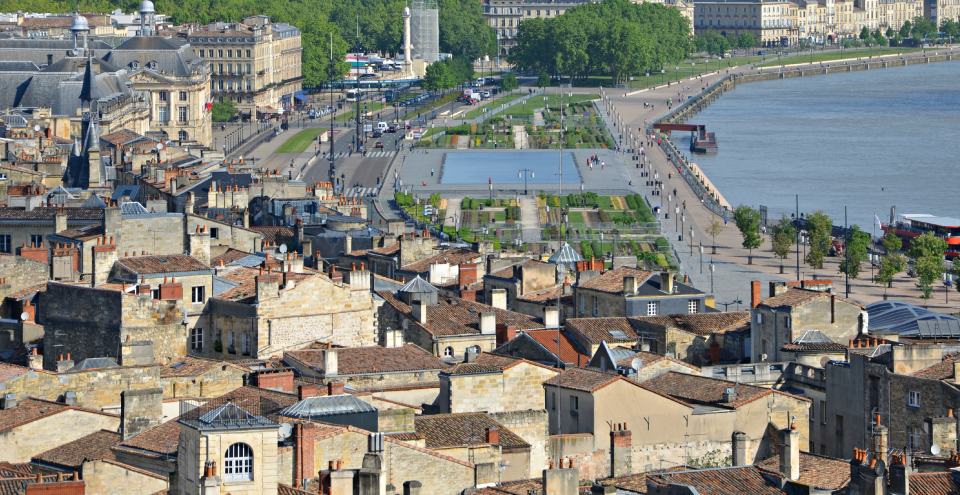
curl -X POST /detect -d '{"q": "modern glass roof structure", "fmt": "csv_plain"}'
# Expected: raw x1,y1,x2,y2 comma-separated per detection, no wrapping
866,300,960,338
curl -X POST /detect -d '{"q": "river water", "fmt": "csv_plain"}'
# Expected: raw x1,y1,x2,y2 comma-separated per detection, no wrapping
670,60,960,231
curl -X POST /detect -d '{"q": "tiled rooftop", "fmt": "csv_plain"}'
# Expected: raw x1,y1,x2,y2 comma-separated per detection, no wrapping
0,207,104,221
377,291,542,337
565,317,643,345
646,466,785,495
210,248,254,267
415,412,530,449
444,353,555,376
0,363,30,384
542,367,621,392
487,259,544,279
0,398,117,433
642,372,806,409
115,254,212,275
161,356,241,377
755,452,850,490
214,266,316,303
909,472,960,495
518,329,591,366
577,267,654,294
400,248,481,273
368,242,400,256
284,344,446,376
249,226,294,244
53,224,105,242
32,429,120,469
615,350,700,372
630,312,751,337
911,353,960,381
760,289,866,310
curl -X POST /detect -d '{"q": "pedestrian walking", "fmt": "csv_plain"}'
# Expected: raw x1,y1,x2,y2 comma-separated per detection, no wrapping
724,217,728,227
683,200,686,210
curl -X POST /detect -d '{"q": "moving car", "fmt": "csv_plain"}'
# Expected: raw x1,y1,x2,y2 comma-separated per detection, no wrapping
388,123,399,133
375,141,384,149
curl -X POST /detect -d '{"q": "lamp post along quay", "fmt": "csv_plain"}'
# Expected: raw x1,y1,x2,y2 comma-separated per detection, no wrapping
519,168,534,195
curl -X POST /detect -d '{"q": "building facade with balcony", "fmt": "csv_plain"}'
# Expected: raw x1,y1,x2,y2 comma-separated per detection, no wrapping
694,0,797,46
167,16,303,119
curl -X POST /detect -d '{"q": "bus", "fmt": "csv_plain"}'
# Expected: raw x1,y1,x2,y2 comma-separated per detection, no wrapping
346,89,365,102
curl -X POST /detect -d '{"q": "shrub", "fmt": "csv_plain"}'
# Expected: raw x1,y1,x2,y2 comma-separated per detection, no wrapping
580,240,594,259
655,237,669,250
625,196,639,210
462,197,472,209
416,138,433,148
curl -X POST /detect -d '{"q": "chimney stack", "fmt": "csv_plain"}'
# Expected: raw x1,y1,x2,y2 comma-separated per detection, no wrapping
751,281,762,308
327,381,345,395
480,311,496,335
322,347,338,377
732,431,749,466
490,289,507,310
610,423,633,477
486,427,499,445
120,388,163,441
779,425,800,481
661,272,673,293
412,300,428,325
623,275,637,296
544,307,560,329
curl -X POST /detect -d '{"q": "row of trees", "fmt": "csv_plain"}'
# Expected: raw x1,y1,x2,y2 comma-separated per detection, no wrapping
724,205,953,305
692,30,757,56
2,0,495,86
508,0,692,85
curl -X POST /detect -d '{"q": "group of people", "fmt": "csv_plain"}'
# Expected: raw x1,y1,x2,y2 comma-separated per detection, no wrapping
588,154,604,170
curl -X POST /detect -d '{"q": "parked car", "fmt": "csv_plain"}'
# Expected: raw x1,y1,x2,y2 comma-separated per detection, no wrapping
481,90,491,99
757,51,766,55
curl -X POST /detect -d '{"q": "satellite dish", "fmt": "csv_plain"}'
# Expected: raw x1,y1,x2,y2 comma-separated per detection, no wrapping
631,358,643,371
279,244,288,254
156,143,163,152
932,444,942,455
278,423,293,440
34,124,41,132
820,356,831,368
20,312,29,321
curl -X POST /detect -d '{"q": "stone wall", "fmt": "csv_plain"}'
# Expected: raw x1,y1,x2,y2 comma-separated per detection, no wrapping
0,254,50,319
753,297,862,362
547,434,607,481
377,407,417,433
178,426,279,495
382,438,476,495
82,459,169,495
41,283,186,370
633,358,701,382
116,214,186,260
0,408,120,462
490,409,549,479
444,362,557,414
160,366,248,399
0,365,160,409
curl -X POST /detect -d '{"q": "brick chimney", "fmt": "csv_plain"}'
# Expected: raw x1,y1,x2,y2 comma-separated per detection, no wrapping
294,422,316,489
460,289,476,302
486,427,499,445
91,237,117,287
17,244,48,263
158,277,183,300
751,281,761,308
610,423,632,477
459,263,478,288
21,300,35,322
298,384,317,400
255,370,294,392
327,381,345,395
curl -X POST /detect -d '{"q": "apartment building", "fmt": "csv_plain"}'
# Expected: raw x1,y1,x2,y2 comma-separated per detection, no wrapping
878,0,923,31
168,15,303,119
693,0,797,46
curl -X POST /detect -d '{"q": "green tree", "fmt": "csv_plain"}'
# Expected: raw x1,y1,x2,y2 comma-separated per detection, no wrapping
886,27,895,38
211,99,237,122
838,225,870,281
899,20,913,39
770,214,796,274
438,0,497,59
733,205,763,264
693,34,708,53
875,230,908,298
873,30,888,49
804,210,832,272
537,71,551,88
706,218,723,254
907,232,947,305
911,16,936,40
501,72,519,93
860,26,872,43
738,32,756,49
422,61,454,92
941,18,960,43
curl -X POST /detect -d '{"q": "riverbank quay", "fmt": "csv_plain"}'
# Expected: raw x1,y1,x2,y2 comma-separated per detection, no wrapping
595,48,960,311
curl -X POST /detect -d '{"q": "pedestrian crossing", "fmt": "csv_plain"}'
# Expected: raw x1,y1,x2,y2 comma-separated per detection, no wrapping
344,187,379,197
322,150,394,159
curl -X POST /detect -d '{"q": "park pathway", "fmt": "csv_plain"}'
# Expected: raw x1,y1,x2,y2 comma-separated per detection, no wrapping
519,196,542,243
512,126,528,149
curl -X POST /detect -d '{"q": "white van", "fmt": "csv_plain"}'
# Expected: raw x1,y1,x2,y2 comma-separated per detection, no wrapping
377,122,388,132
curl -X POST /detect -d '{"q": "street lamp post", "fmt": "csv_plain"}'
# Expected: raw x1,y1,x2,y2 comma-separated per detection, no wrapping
518,168,534,195
675,205,679,232
699,243,703,273
709,258,715,294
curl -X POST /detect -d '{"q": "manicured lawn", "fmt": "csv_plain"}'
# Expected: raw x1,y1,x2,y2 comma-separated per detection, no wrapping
503,93,600,116
596,196,616,210
462,92,526,120
756,47,922,67
567,211,584,223
275,128,324,153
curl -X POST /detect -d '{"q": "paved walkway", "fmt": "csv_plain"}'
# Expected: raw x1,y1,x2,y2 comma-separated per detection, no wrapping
519,196,542,242
602,62,959,311
512,126,528,149
457,136,470,149
533,110,545,126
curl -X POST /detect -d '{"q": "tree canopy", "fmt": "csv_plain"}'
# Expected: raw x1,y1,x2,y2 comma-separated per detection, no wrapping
804,210,832,271
509,0,691,85
733,205,763,259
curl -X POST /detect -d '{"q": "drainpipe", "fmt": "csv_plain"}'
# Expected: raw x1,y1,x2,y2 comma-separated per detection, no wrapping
201,431,212,464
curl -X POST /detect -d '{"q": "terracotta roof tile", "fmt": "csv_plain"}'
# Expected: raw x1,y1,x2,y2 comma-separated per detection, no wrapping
369,243,400,256
565,317,642,345
53,224,105,242
32,429,120,470
602,465,692,492
115,254,211,275
443,353,555,375
630,312,751,337
160,356,242,377
0,363,30,384
386,432,425,442
278,484,314,495
615,350,700,372
911,353,960,380
781,342,847,351
6,283,46,301
214,266,315,303
400,248,482,273
0,463,32,478
0,207,103,221
285,344,445,376
909,472,960,495
0,398,117,433
578,267,654,294
642,372,808,409
250,226,294,244
516,329,590,367
542,367,620,392
646,466,784,495
515,287,562,303
488,259,544,279
378,291,542,337
210,248,254,267
755,452,850,490
415,412,530,449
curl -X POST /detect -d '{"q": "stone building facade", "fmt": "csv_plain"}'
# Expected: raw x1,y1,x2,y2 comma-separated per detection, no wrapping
0,398,121,462
439,354,557,414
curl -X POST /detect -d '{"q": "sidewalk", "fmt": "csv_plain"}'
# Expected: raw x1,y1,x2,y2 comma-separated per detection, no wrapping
519,196,542,243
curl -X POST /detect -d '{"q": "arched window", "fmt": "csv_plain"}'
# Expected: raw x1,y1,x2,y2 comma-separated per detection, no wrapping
470,345,482,354
224,443,253,482
443,347,453,357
